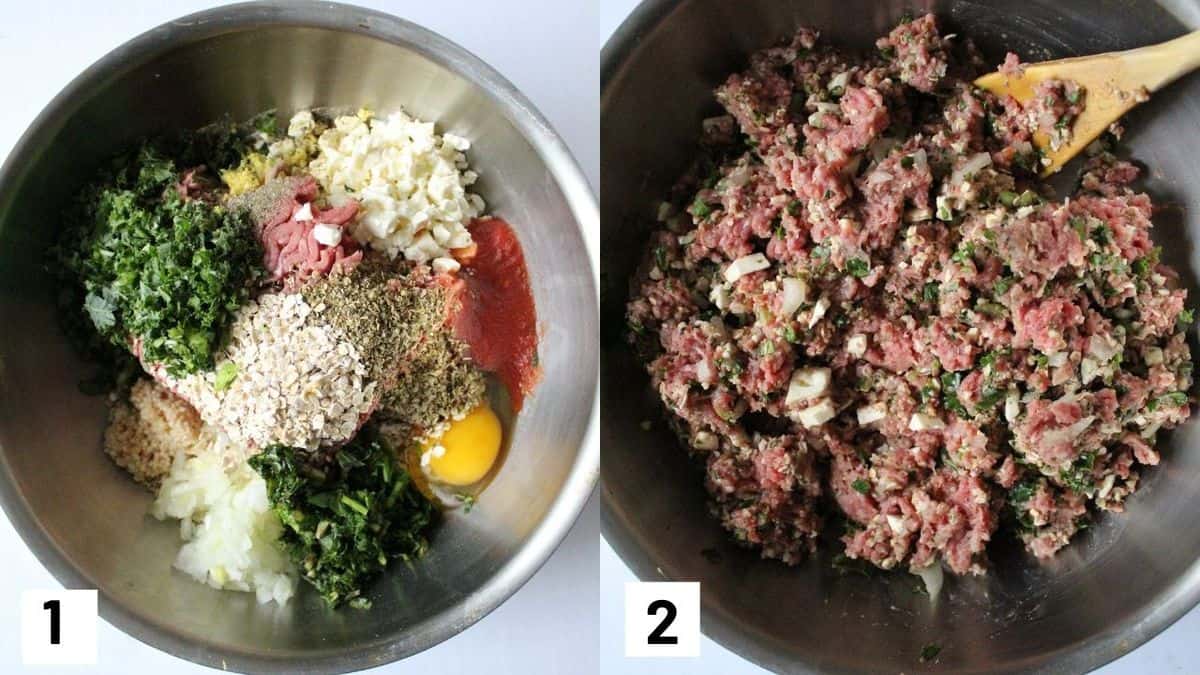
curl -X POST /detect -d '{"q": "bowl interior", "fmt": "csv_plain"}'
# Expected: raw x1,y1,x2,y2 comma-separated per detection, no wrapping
602,0,1200,672
0,8,596,671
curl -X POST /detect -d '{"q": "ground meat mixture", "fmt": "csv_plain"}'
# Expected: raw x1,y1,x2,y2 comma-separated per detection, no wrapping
627,14,1193,577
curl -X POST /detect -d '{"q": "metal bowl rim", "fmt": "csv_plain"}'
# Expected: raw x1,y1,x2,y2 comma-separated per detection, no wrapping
0,1,599,671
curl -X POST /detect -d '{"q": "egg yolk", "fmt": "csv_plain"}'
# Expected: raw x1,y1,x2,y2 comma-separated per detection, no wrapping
425,404,502,486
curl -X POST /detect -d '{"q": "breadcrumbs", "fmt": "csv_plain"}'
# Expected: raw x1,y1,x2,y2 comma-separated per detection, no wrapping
104,379,203,487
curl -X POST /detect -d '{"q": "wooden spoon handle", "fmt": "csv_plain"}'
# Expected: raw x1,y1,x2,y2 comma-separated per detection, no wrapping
1126,30,1200,93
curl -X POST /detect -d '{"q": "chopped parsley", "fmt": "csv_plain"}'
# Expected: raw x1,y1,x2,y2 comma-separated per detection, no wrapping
1060,450,1097,494
993,276,1015,296
920,643,942,663
1148,392,1188,412
851,479,871,495
940,371,968,417
691,196,714,219
846,258,871,278
58,144,262,376
923,281,940,303
654,246,668,271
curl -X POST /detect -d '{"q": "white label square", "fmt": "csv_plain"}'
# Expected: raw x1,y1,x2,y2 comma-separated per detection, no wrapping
21,589,98,665
624,581,700,658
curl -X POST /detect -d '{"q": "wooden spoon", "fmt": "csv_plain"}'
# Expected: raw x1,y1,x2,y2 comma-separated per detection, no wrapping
974,31,1200,176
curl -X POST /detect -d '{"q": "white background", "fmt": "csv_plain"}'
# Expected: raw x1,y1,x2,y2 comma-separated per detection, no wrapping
0,1,598,674
598,1,1200,674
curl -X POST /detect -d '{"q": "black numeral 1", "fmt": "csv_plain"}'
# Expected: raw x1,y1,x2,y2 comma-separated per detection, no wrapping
43,600,61,644
647,599,678,645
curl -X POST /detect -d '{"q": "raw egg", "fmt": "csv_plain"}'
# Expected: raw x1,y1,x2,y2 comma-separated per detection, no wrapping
423,404,502,486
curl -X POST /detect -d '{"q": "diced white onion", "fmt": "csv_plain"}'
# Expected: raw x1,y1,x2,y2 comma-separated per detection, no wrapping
693,431,719,451
796,398,837,428
1004,389,1020,422
913,564,944,599
816,102,841,113
1143,346,1164,366
786,367,831,406
866,170,893,186
827,72,850,92
431,257,461,274
1080,357,1100,384
779,278,808,316
709,284,731,310
886,514,906,534
950,152,992,187
808,296,830,328
724,253,770,283
857,403,887,425
847,334,868,358
904,207,932,223
1088,334,1122,361
908,412,945,431
911,148,928,170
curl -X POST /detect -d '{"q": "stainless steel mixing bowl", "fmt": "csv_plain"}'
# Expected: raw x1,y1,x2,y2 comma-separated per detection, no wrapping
602,1,1200,672
0,2,597,672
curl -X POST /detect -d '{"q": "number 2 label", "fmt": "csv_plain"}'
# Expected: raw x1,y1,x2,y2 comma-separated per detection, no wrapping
624,582,699,657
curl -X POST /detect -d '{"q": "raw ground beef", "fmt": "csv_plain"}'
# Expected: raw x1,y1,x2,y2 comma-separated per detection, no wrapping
627,14,1193,577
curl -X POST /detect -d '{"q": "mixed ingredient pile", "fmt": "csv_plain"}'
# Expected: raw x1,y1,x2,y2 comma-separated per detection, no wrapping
57,107,540,608
626,14,1193,579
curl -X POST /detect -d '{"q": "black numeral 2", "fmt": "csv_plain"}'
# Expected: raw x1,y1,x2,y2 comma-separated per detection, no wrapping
646,599,678,645
42,600,61,644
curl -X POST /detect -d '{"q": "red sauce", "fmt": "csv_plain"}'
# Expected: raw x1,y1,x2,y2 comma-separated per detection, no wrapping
452,217,541,410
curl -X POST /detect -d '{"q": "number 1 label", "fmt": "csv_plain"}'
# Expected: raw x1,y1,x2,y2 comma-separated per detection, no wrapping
21,590,97,665
624,581,700,657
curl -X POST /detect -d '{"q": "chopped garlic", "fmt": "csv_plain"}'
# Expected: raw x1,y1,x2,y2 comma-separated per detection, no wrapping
432,257,461,274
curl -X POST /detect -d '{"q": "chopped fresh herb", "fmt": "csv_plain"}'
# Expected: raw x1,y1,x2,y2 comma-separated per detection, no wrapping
628,320,645,336
1014,189,1041,207
455,492,477,513
213,361,239,392
951,242,975,265
1009,480,1037,505
976,301,1007,318
249,431,437,609
1034,353,1050,370
851,478,871,495
1092,223,1112,245
976,387,1005,411
783,325,799,343
923,281,940,303
879,45,896,60
1070,216,1089,239
941,371,968,417
900,155,915,169
979,348,1010,369
993,276,1014,296
654,246,668,271
1149,392,1188,411
846,258,871,278
1177,308,1195,331
691,196,713,219
759,340,776,356
998,190,1018,207
57,144,262,376
786,199,803,216
1067,88,1081,105
1060,450,1097,494
920,643,942,663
